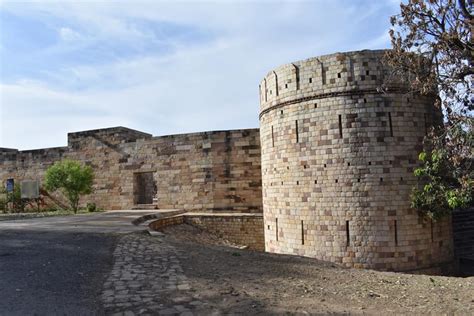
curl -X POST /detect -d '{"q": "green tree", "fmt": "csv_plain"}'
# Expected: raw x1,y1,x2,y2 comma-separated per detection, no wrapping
411,122,473,220
44,159,94,213
385,0,473,220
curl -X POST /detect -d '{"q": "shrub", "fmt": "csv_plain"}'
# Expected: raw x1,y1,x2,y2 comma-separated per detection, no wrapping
44,160,94,214
412,145,473,221
8,185,26,213
0,195,6,214
86,202,97,213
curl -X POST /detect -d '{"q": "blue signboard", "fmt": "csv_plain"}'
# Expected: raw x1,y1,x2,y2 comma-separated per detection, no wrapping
6,179,14,193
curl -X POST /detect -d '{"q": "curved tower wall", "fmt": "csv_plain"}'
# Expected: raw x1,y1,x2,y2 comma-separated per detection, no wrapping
259,50,453,271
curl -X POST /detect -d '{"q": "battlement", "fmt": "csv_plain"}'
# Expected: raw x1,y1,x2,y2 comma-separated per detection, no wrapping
68,126,153,149
259,49,407,114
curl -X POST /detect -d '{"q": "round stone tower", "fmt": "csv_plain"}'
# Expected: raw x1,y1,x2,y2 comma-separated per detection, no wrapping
259,49,453,272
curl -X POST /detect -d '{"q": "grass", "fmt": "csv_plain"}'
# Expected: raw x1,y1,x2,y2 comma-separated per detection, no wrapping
0,209,104,221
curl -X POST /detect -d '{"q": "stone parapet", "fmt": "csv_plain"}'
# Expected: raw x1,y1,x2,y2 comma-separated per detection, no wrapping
148,212,265,251
259,50,408,114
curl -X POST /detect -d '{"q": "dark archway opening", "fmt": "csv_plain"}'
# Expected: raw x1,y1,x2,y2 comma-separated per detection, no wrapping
133,172,157,205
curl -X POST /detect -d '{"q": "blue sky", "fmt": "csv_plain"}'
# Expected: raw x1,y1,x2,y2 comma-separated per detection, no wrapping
0,0,400,150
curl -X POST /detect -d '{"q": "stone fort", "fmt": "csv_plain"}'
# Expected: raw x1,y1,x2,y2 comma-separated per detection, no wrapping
0,49,461,273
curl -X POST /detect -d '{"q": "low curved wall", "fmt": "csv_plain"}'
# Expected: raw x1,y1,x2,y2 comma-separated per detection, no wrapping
149,213,264,251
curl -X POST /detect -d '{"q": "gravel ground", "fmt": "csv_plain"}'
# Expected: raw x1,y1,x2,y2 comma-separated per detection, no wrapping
162,224,474,315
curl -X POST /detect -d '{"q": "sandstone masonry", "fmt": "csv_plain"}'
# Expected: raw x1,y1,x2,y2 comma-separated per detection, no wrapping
0,127,262,212
148,213,264,251
259,49,453,272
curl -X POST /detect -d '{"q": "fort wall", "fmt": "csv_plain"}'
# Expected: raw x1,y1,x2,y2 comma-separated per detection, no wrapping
0,127,262,212
259,50,453,271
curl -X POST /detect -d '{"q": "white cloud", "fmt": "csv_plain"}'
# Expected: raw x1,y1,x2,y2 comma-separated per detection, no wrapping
0,81,133,149
0,0,400,150
58,27,81,42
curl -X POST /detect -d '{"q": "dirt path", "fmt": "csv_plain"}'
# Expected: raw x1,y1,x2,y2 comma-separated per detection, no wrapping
163,224,474,315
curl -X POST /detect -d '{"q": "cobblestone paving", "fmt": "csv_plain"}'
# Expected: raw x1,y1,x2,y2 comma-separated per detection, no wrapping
101,233,208,316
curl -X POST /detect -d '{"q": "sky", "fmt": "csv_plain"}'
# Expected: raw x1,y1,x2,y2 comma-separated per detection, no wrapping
0,0,401,150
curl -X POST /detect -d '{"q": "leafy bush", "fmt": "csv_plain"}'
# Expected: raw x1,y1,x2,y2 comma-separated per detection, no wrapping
0,194,6,213
0,185,27,213
0,186,6,212
86,202,97,213
9,185,26,212
412,135,473,221
44,160,94,214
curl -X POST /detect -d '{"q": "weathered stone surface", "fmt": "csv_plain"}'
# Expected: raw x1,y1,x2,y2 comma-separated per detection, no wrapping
259,49,453,272
184,214,264,251
0,127,262,213
148,213,264,250
101,234,202,315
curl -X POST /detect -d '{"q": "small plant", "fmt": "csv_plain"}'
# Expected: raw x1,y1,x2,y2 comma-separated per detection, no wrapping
86,202,97,213
41,205,59,212
44,159,94,214
0,193,7,213
0,185,6,212
7,185,27,213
